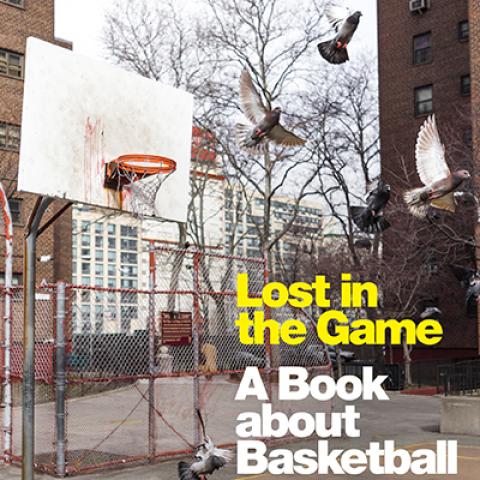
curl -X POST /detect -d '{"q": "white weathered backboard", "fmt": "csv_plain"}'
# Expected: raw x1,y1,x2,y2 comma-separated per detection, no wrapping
18,37,193,222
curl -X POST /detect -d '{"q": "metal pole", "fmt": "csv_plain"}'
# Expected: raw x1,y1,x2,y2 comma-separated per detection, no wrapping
55,282,66,477
0,183,13,463
192,251,200,446
148,242,156,460
22,196,53,480
263,251,272,400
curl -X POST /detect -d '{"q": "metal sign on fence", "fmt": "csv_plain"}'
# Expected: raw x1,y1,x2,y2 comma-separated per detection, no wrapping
160,311,193,346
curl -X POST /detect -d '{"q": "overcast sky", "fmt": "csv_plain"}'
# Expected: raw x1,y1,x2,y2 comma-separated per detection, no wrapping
54,0,378,61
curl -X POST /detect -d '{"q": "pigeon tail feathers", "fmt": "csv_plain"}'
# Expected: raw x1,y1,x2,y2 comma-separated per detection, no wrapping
178,462,199,480
350,206,390,233
317,39,349,64
236,124,265,154
403,187,430,218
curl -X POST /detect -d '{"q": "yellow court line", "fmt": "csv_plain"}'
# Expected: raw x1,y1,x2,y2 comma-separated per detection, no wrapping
235,474,269,480
403,442,480,451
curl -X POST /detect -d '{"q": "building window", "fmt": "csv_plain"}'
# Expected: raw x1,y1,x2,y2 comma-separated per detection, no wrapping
0,49,24,79
120,252,137,264
81,234,90,247
121,279,137,289
459,20,469,42
1,0,24,7
121,238,137,251
120,225,137,238
461,75,471,96
413,32,432,65
0,123,20,151
9,198,21,224
414,85,433,116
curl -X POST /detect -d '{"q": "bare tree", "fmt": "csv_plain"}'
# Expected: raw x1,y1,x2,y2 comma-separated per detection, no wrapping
198,0,330,272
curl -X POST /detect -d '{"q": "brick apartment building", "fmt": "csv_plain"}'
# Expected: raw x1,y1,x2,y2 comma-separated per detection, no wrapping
471,3,480,353
0,0,72,284
378,0,478,360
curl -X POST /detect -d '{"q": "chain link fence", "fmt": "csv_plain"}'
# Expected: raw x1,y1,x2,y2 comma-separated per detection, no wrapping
0,246,332,476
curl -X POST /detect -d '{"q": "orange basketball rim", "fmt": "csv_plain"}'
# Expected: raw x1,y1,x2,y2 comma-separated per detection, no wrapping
104,154,176,189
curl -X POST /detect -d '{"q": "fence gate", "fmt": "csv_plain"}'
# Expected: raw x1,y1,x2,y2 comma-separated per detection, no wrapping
0,246,332,475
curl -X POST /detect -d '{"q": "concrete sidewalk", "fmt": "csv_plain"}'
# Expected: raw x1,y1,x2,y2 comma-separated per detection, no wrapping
2,393,480,479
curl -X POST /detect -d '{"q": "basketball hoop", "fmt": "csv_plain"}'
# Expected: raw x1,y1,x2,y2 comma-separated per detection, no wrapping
104,154,176,219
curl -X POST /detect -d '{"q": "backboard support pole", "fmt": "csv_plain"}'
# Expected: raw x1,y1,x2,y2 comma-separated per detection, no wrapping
22,196,54,480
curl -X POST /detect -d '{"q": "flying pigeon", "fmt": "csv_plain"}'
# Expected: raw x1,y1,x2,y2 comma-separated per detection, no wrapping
236,70,306,154
317,5,362,64
419,307,442,321
350,180,391,233
450,264,480,316
178,410,232,480
403,115,471,218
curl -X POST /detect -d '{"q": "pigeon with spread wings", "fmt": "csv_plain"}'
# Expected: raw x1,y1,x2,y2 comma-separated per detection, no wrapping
317,4,362,65
178,410,232,480
350,180,391,234
403,115,471,218
236,69,305,154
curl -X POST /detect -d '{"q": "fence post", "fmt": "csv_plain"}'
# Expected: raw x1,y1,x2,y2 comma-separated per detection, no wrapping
192,251,201,446
148,243,157,461
0,183,13,464
55,282,67,477
263,253,272,400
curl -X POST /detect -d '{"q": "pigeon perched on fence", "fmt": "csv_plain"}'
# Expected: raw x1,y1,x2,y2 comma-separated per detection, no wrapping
317,4,362,64
450,264,480,316
404,115,471,218
350,181,391,233
178,410,232,480
236,69,305,154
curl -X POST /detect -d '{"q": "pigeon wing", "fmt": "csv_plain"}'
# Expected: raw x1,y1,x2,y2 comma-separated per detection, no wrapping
267,124,306,147
178,462,200,480
239,70,267,125
365,187,378,204
325,4,350,31
415,115,451,186
431,192,456,213
212,447,233,462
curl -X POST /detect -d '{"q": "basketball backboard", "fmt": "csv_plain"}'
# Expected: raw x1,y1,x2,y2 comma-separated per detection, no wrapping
18,37,193,222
